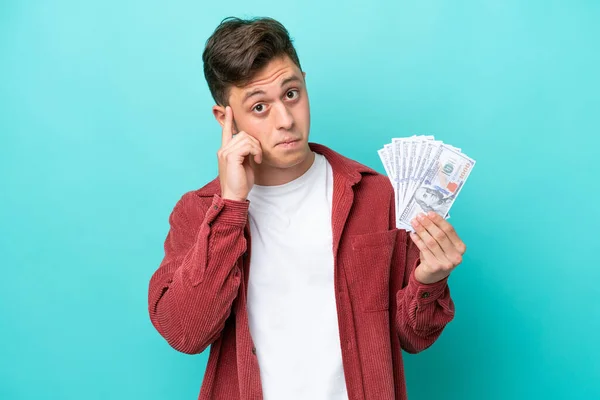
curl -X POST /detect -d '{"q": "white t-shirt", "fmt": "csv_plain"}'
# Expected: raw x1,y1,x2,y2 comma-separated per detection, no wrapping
246,152,348,400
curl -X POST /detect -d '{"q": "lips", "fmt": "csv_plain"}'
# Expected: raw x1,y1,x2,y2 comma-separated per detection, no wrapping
277,138,300,146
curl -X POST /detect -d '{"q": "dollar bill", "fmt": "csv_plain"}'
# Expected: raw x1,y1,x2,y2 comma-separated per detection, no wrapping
378,148,393,180
379,135,475,230
406,135,434,198
398,144,476,229
384,143,395,177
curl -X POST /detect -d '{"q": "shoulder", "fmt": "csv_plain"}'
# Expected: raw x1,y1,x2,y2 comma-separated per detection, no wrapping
359,168,392,189
355,172,395,211
313,142,391,191
345,156,393,199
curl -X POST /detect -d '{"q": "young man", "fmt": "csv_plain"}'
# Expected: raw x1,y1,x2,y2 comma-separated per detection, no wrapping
148,17,465,400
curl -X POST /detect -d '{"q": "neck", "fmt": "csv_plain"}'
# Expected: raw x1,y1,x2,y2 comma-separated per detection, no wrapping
254,151,316,186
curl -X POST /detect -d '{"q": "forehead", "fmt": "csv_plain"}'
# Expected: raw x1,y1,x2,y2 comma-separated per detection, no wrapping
229,56,302,102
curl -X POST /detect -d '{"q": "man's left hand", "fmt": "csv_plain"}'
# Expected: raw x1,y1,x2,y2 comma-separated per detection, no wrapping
409,212,466,285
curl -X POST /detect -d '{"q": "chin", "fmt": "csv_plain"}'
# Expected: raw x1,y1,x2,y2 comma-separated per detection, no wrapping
266,146,311,169
265,155,303,169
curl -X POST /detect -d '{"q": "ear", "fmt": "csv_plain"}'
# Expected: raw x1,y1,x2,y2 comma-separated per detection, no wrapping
302,71,306,79
212,105,226,129
212,104,240,134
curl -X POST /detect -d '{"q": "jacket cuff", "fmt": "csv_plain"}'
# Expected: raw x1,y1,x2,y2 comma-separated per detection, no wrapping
406,267,449,306
207,195,249,228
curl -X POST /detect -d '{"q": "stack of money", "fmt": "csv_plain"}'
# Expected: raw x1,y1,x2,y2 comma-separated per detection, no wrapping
378,136,476,231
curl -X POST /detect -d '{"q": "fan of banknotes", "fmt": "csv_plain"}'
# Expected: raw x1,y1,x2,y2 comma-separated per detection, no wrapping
378,136,476,231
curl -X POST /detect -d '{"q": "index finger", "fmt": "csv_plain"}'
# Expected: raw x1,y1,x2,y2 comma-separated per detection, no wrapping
222,106,233,146
426,212,465,254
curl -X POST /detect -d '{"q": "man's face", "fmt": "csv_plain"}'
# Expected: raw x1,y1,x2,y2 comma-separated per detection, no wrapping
217,55,311,170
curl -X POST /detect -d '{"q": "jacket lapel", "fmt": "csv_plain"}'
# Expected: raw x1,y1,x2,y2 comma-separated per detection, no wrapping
331,170,357,259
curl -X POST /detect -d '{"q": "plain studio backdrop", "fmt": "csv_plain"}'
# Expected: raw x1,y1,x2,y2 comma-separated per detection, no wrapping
1,1,598,399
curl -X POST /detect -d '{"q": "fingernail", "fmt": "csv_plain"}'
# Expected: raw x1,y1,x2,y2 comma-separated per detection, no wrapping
417,214,424,221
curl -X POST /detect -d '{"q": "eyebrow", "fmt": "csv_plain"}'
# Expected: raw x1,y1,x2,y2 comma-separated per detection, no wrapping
242,75,303,104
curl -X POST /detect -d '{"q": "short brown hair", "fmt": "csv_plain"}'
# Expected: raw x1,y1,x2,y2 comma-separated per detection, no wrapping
202,17,303,106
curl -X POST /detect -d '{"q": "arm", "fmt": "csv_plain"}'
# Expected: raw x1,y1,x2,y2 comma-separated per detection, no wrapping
390,189,456,354
147,191,248,354
394,235,455,353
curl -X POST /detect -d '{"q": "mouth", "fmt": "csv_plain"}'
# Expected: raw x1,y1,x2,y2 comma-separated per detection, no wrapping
276,138,301,147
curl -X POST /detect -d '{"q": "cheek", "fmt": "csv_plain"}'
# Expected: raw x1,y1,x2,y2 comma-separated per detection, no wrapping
239,118,269,141
294,98,311,125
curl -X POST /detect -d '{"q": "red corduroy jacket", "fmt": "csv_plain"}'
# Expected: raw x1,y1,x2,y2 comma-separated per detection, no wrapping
148,142,455,400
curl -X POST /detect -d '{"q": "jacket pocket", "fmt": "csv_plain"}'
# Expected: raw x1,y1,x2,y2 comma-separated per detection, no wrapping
347,229,398,312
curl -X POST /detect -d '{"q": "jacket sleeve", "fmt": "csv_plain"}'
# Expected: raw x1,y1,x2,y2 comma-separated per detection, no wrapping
147,191,248,354
389,186,455,354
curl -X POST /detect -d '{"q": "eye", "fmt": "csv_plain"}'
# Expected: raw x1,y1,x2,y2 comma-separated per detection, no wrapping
285,89,299,100
252,103,266,113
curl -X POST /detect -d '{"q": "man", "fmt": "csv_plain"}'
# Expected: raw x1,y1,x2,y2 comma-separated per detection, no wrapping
148,17,465,400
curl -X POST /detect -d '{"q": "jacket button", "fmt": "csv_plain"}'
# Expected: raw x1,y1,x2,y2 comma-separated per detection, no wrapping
213,205,219,210
421,292,430,298
251,346,256,355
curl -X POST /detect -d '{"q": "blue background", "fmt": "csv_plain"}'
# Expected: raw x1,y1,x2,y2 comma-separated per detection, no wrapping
1,1,599,399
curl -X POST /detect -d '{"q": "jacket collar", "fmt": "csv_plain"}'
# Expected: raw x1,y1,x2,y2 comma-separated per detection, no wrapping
195,142,378,197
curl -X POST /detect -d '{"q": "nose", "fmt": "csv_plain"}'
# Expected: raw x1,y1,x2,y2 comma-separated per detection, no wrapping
273,102,294,131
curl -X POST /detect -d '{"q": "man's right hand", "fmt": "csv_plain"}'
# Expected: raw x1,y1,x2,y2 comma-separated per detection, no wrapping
218,106,263,201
